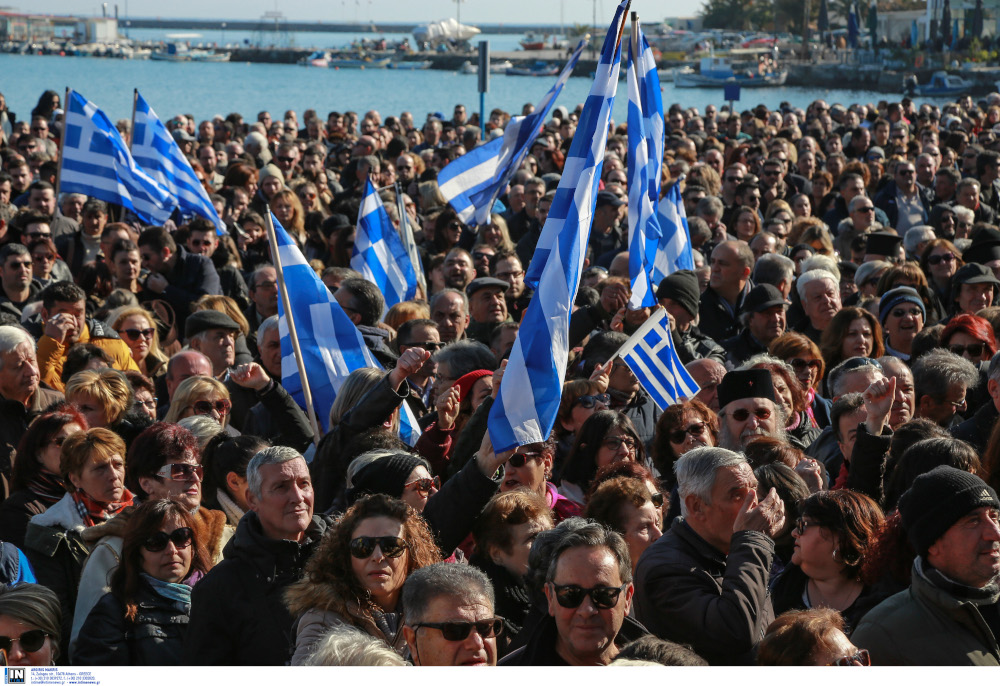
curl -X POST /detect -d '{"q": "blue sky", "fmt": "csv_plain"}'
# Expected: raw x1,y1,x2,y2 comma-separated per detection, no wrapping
25,0,705,24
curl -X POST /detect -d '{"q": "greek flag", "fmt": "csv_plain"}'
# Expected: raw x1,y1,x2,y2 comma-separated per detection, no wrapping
437,37,588,227
131,91,226,234
270,213,420,444
60,90,176,225
352,178,418,312
651,181,695,283
626,27,665,309
615,308,700,410
489,0,629,452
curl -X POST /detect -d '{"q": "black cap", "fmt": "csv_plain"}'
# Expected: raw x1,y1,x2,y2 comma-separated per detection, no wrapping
184,310,241,340
962,227,1000,265
596,190,626,208
717,369,776,409
743,284,789,313
466,277,509,297
865,232,903,257
346,453,426,505
655,270,700,318
954,262,1000,286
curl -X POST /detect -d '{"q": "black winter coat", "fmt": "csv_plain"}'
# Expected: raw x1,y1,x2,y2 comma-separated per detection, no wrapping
499,613,648,665
698,283,750,345
74,583,189,665
183,511,327,665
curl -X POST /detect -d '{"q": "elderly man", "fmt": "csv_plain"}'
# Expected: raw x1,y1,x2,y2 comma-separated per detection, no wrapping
430,289,471,343
403,563,500,666
685,358,726,412
717,369,788,451
834,196,881,257
699,241,754,344
657,271,725,365
853,466,1000,665
160,350,214,413
466,277,511,346
633,446,784,665
185,446,327,665
874,160,931,233
722,284,788,367
185,310,241,379
501,521,643,665
793,270,841,345
912,349,979,427
432,339,496,402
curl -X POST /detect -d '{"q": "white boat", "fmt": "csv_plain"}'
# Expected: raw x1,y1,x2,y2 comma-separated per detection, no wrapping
301,50,330,68
413,18,481,47
674,55,787,88
458,59,513,74
902,71,973,97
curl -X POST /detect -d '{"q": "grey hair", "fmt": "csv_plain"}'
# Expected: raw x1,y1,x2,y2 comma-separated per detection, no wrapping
800,255,840,282
432,339,496,374
176,415,223,450
429,287,469,314
248,264,276,290
695,195,724,217
0,325,34,369
912,348,980,401
402,562,495,625
739,353,792,374
303,627,407,667
246,446,304,499
544,518,633,585
828,357,884,397
752,253,795,288
796,269,838,301
904,225,936,254
953,205,974,223
257,315,279,345
524,517,594,606
674,446,748,518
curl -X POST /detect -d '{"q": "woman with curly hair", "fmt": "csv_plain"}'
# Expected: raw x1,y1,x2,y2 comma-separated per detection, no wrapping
284,494,441,664
770,490,886,633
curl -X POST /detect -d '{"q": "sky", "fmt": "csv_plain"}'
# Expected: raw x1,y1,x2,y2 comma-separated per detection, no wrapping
22,0,706,25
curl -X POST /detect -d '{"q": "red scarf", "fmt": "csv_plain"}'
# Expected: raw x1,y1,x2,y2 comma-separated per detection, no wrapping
71,489,134,527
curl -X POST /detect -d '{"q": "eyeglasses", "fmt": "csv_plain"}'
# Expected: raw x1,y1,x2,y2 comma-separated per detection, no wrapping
154,463,203,482
831,649,871,666
121,327,155,341
495,270,524,280
349,535,408,559
25,231,51,240
728,407,772,422
928,253,956,266
602,436,636,451
404,476,440,495
412,618,504,641
794,517,816,536
650,492,664,508
276,156,295,164
670,421,707,444
0,629,50,655
32,253,55,262
854,206,875,213
472,251,493,261
839,357,884,372
549,582,628,610
189,399,232,416
509,450,543,468
403,340,443,351
573,393,610,409
890,307,923,319
142,526,194,552
136,397,158,411
949,343,986,357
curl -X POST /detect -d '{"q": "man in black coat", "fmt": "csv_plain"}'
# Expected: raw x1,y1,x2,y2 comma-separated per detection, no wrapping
656,270,725,365
952,351,1000,452
698,240,753,344
722,284,789,368
185,447,327,665
137,226,221,333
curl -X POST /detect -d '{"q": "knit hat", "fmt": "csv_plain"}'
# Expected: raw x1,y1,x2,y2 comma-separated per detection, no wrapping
258,163,284,185
898,465,1000,556
347,453,425,504
878,286,926,325
717,369,776,409
453,369,493,404
655,270,701,318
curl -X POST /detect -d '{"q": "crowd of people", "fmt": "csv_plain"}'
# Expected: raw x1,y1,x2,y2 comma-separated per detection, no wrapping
1,84,1000,668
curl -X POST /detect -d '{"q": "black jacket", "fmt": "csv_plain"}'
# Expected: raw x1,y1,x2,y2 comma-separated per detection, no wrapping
138,246,221,330
633,518,775,665
499,612,648,665
675,325,726,365
74,583,189,666
184,511,328,665
242,380,315,453
0,386,63,502
470,555,532,658
770,564,887,635
721,328,768,368
951,401,998,453
698,283,749,344
873,180,932,230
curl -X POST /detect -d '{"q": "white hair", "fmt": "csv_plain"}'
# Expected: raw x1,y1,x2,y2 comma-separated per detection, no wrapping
796,269,838,300
303,627,408,667
176,415,223,450
674,447,747,517
799,255,840,282
0,326,34,369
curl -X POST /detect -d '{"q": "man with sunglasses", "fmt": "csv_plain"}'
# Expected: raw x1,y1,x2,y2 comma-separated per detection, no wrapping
501,521,644,665
633,446,784,665
853,466,1000,665
402,562,501,666
716,369,788,451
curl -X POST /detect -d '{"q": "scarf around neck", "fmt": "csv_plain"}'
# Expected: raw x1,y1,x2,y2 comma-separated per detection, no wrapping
71,488,134,527
142,572,193,609
28,471,68,507
916,555,1000,605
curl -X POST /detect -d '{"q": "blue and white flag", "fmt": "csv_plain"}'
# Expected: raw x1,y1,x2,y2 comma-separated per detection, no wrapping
650,181,695,283
615,308,700,410
437,37,588,227
626,27,665,309
270,213,420,444
60,90,176,225
132,91,226,234
352,178,418,312
489,0,629,452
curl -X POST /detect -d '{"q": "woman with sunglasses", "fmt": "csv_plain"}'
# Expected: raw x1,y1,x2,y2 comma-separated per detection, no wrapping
107,306,168,379
28,237,61,289
920,239,964,306
758,608,871,666
553,379,610,473
651,399,718,491
770,490,885,634
819,308,886,377
74,499,212,665
0,583,62,666
23,428,134,650
0,404,87,550
770,332,831,429
558,411,647,507
941,314,997,365
164,376,233,431
498,437,581,524
284,494,441,664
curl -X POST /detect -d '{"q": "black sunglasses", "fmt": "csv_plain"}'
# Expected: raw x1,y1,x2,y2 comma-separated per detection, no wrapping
412,618,504,641
550,583,627,610
669,421,707,444
949,343,986,357
142,527,194,553
838,357,883,372
0,629,49,654
789,357,822,371
573,393,610,409
509,450,543,468
650,492,664,508
927,253,956,265
403,340,444,351
729,407,772,422
832,649,871,666
349,535,408,559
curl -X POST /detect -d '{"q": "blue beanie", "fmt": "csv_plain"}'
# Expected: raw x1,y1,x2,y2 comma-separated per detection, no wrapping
878,286,925,326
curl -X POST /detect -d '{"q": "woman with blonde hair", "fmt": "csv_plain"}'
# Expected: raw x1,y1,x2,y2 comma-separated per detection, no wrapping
474,214,516,253
64,369,133,431
107,306,167,378
163,376,232,429
270,187,306,246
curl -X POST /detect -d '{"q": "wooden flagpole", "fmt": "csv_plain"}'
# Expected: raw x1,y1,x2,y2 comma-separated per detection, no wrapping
54,88,70,202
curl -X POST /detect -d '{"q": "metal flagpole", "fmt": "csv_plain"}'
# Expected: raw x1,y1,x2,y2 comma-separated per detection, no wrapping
394,180,426,298
264,211,322,446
